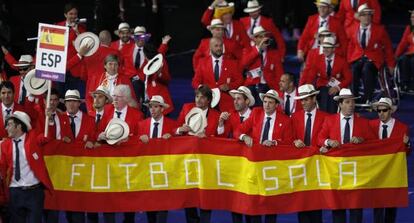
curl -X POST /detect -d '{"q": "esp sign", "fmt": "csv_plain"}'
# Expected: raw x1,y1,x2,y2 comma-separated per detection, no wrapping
35,23,69,82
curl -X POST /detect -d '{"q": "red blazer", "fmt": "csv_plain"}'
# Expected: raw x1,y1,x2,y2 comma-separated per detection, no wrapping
337,0,381,29
137,116,177,137
301,54,352,89
220,110,251,138
122,43,168,79
99,105,144,136
8,75,42,120
3,52,36,71
56,21,87,61
368,118,409,140
241,46,284,90
240,15,286,58
0,131,53,192
201,8,250,49
192,57,243,112
317,113,376,146
395,26,414,57
234,107,294,145
60,112,96,142
0,103,27,140
175,103,220,137
298,14,348,57
291,109,329,146
110,39,134,51
192,38,241,70
347,23,396,69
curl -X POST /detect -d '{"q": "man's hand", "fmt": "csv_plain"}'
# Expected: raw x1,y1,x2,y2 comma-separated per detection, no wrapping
403,134,409,144
258,37,270,51
297,50,305,62
328,86,340,95
350,137,364,144
319,146,329,154
116,137,129,145
210,0,223,8
93,142,102,148
84,141,94,149
294,139,306,148
162,35,172,45
140,135,149,143
219,84,230,92
242,135,253,147
262,140,276,147
162,133,172,139
388,66,395,76
62,136,72,143
195,132,206,138
1,46,8,55
218,112,230,126
179,124,191,134
97,132,107,141
327,139,340,148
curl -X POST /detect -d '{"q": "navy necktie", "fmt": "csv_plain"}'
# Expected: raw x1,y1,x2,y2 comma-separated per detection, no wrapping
259,51,265,69
214,59,220,82
304,113,312,146
285,95,291,116
116,111,122,119
250,18,257,35
20,78,26,105
343,117,351,143
135,48,141,69
96,113,102,124
152,122,159,138
382,125,388,139
261,117,272,143
361,28,367,49
51,113,57,138
69,115,77,138
320,20,327,28
327,59,332,77
240,116,244,123
14,139,22,181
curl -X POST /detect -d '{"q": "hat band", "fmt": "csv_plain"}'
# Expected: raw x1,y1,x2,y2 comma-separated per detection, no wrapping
65,96,80,100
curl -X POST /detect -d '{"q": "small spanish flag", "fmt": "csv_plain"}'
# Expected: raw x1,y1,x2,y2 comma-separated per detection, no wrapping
39,27,66,51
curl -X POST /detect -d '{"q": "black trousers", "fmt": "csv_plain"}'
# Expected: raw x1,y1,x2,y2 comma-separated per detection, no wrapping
231,213,263,223
373,207,397,223
146,211,168,223
352,58,378,103
185,208,211,223
332,209,363,223
399,54,414,90
298,210,323,223
66,211,85,223
9,185,44,223
318,86,338,114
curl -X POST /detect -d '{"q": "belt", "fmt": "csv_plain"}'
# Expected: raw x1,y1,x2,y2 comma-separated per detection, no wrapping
16,183,42,190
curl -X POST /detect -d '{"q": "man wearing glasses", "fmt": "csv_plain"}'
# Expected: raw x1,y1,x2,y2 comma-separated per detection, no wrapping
369,97,410,223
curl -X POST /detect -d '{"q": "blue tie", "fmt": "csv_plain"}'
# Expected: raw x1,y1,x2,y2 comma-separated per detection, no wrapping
69,115,76,138
116,111,122,119
96,113,102,124
14,139,22,181
214,59,220,82
135,48,141,69
361,28,367,49
20,78,26,105
152,122,159,138
327,59,332,77
304,113,312,146
261,117,272,143
343,117,351,143
250,18,257,35
285,95,291,116
382,125,388,139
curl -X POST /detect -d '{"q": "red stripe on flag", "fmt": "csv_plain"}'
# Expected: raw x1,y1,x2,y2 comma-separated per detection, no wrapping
39,43,65,51
44,188,408,213
41,27,66,34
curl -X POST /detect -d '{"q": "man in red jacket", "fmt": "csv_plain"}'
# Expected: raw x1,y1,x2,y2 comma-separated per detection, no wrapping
111,22,134,51
317,88,375,223
240,0,286,60
279,73,302,116
301,36,352,113
337,0,381,32
369,97,410,223
0,111,52,223
192,37,243,112
347,4,395,104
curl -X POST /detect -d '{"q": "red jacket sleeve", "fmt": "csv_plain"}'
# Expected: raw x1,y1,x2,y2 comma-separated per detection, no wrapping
4,52,19,71
381,26,396,68
395,26,410,58
201,8,214,27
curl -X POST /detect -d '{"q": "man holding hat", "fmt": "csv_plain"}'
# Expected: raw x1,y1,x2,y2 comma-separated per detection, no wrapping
298,0,347,61
240,0,286,59
241,26,285,104
337,0,381,30
201,0,250,49
347,3,395,104
111,22,134,51
0,111,53,223
193,19,241,70
193,37,243,112
217,86,255,138
317,88,375,223
369,97,410,223
301,27,335,70
301,36,352,113
90,85,113,130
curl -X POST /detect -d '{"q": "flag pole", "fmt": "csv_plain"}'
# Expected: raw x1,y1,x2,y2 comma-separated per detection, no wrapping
44,80,52,137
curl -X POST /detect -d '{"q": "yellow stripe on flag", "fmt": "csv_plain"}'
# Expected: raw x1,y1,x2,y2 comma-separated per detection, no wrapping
39,31,65,47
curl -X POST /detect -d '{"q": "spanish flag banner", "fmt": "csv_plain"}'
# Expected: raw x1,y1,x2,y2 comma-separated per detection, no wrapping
38,27,66,51
43,137,408,214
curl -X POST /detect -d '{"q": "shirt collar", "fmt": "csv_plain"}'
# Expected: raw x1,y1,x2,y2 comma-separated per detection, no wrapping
264,111,276,119
115,105,128,114
151,116,164,124
340,113,354,120
105,73,118,80
239,108,251,118
2,103,13,112
381,117,395,126
14,133,26,142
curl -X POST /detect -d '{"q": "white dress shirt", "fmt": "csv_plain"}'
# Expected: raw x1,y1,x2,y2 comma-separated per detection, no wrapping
150,116,164,138
304,108,317,139
379,118,395,139
359,24,371,48
340,113,354,144
319,16,329,28
211,55,223,78
2,103,14,124
217,108,251,135
113,106,128,121
283,89,297,114
67,110,83,138
10,134,40,187
260,111,277,141
133,45,144,68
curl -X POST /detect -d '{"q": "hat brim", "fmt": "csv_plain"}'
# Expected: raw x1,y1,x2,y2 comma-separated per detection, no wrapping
145,101,170,109
211,88,221,108
321,43,337,48
114,28,132,36
371,102,397,113
64,97,81,101
333,95,361,101
314,2,331,7
259,93,283,104
358,9,375,15
91,90,113,103
229,89,255,107
74,32,100,57
23,69,48,95
294,91,320,100
13,63,33,67
143,54,163,76
105,118,130,145
244,6,262,13
9,113,32,130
